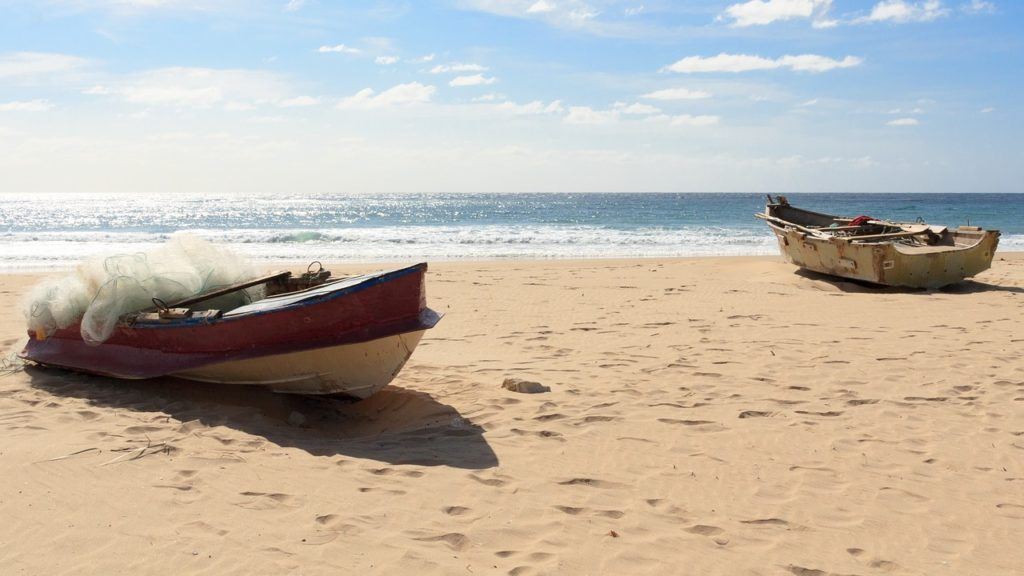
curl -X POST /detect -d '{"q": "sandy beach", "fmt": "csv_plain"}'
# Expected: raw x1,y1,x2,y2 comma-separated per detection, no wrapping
1,254,1022,575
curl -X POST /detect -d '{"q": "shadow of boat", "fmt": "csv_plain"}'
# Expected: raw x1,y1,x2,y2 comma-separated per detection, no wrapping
793,268,918,293
936,280,1024,294
23,365,498,470
793,268,1024,295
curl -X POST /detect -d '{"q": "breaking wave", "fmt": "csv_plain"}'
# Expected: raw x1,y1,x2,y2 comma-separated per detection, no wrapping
0,225,779,270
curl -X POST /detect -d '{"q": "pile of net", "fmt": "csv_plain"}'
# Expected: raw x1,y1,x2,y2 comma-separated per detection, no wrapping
24,234,262,345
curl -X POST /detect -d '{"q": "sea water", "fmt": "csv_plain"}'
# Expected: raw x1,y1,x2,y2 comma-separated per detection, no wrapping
2,193,1022,270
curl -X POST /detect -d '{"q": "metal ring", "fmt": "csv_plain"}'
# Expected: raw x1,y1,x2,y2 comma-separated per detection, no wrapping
307,260,323,274
152,298,170,313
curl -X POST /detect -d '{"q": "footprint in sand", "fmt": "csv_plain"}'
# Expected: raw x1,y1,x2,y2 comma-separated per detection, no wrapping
366,467,425,478
686,524,723,536
413,532,469,551
442,506,471,516
494,550,517,558
657,419,721,431
357,487,406,495
870,559,900,572
576,415,618,425
511,428,564,441
741,518,790,526
234,491,301,510
534,413,567,422
557,477,626,489
468,473,507,487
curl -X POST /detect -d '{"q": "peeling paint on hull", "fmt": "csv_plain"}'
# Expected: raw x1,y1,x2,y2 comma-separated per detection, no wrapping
761,200,999,289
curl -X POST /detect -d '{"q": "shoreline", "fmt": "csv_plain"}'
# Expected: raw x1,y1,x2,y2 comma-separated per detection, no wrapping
3,249,1023,275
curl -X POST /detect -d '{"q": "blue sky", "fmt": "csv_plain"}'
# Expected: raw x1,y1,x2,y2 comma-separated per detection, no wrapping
0,0,1020,193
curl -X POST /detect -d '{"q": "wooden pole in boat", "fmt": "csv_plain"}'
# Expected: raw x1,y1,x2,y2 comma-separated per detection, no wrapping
155,270,293,310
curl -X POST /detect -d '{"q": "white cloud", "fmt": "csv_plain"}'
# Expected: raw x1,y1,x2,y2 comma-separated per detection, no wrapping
564,106,619,125
375,56,400,65
624,5,644,16
457,1,617,34
317,44,362,55
722,0,833,27
278,95,320,107
0,52,90,82
671,114,720,126
781,54,863,72
664,53,862,73
0,99,54,112
641,87,712,100
450,74,497,87
336,82,436,109
414,53,436,63
527,0,555,13
494,99,565,114
856,0,949,23
283,0,304,11
569,7,599,21
430,63,488,74
85,67,293,109
887,117,920,126
473,93,502,102
962,0,995,13
888,106,925,114
613,101,661,115
980,106,995,113
798,98,819,107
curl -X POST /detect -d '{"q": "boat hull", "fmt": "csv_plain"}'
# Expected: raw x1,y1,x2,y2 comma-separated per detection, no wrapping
173,330,425,397
20,263,440,397
762,201,999,289
768,224,999,289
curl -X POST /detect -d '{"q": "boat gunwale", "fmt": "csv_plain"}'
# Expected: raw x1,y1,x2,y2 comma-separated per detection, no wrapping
127,262,428,330
764,215,991,254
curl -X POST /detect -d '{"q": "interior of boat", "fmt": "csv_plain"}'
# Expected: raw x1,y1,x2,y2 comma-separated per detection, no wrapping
137,263,337,323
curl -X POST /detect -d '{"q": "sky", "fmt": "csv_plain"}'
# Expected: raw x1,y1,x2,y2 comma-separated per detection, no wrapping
0,0,1020,193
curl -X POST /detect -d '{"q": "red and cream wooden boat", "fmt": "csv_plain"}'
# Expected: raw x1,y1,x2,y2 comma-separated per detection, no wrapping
20,263,440,398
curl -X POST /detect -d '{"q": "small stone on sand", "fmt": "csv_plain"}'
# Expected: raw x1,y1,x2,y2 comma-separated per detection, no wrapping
502,378,550,394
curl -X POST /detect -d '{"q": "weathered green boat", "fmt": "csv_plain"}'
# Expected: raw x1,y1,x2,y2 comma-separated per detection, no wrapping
758,196,1000,289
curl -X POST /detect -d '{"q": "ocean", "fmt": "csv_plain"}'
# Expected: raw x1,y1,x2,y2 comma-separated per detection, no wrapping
2,193,1022,270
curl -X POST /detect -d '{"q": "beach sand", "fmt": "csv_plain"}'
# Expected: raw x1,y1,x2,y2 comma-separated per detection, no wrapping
1,255,1023,575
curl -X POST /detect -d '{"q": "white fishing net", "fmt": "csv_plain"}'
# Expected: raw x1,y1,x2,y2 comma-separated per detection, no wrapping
24,234,262,345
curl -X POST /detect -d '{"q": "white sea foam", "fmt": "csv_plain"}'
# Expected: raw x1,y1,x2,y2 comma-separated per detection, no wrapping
0,226,781,270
